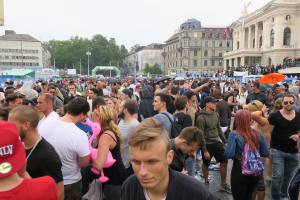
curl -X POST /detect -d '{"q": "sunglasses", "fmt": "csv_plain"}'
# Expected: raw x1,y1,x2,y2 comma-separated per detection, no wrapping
283,101,294,105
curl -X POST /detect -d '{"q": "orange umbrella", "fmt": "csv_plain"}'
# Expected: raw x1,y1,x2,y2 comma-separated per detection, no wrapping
258,73,286,84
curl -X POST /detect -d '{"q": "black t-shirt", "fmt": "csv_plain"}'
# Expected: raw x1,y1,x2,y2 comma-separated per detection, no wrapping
268,111,300,153
26,138,63,183
169,139,187,172
121,169,216,200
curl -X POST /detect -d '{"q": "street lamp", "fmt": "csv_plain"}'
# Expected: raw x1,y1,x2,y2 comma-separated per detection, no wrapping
86,51,91,76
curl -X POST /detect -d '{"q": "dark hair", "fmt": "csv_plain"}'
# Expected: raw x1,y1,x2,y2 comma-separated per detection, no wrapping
66,97,90,116
183,91,195,100
171,86,179,96
92,97,106,111
0,106,10,121
123,99,137,115
155,93,174,113
253,82,260,89
213,89,223,99
174,96,188,110
155,92,171,105
179,127,205,147
89,88,98,95
5,93,23,103
122,88,133,98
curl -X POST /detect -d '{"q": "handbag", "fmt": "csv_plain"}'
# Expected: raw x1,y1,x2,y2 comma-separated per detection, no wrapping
82,180,103,200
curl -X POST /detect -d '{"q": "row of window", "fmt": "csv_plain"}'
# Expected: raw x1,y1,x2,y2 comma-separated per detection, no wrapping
0,48,39,54
236,27,292,49
167,59,223,68
0,62,39,66
166,50,223,59
271,15,291,23
0,55,39,60
166,40,231,51
182,31,228,39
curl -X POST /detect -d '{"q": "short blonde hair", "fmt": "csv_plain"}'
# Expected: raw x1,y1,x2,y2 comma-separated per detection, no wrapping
247,100,263,113
129,118,170,151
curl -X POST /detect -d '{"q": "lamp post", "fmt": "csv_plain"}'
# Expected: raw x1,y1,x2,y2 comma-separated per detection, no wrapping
86,51,91,76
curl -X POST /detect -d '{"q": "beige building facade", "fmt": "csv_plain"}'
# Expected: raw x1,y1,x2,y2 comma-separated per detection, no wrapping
163,19,232,75
224,0,300,69
0,30,46,69
124,43,164,75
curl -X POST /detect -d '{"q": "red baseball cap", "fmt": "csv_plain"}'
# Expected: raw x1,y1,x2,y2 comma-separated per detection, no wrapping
0,121,26,178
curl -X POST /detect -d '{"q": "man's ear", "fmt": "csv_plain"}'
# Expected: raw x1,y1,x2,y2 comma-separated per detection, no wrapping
166,150,174,165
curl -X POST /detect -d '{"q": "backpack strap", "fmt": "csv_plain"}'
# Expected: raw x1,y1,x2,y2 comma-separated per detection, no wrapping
161,112,174,123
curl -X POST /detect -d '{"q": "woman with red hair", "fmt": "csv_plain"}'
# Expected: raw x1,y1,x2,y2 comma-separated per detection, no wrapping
224,109,269,200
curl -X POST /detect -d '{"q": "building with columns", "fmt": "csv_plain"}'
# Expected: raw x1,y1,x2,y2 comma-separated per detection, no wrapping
224,0,300,69
163,19,232,75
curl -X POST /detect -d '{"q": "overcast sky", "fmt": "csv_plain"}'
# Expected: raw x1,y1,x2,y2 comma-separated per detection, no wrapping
3,0,270,49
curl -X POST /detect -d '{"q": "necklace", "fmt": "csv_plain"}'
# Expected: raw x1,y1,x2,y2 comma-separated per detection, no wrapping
26,137,42,160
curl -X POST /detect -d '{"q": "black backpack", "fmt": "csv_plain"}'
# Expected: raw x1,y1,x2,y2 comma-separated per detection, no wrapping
161,113,181,139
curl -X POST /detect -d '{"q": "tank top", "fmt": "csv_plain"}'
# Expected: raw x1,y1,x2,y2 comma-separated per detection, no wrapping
102,131,126,186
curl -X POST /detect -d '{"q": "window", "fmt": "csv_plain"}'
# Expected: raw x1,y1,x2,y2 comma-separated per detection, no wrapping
204,60,208,66
237,41,240,50
259,36,263,48
253,38,255,48
272,17,275,23
286,15,291,21
194,50,197,56
212,50,215,56
270,29,275,47
193,60,197,67
219,52,222,57
205,41,208,47
204,50,208,57
219,60,223,67
219,42,222,47
212,60,215,66
283,27,291,46
202,32,206,38
227,41,230,47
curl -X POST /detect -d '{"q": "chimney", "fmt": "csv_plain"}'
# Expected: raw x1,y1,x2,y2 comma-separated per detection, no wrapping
5,30,16,35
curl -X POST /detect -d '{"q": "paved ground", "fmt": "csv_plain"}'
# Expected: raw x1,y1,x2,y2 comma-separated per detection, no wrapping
195,160,272,200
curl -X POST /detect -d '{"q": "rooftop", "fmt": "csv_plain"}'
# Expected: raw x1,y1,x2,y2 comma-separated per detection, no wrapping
0,30,40,42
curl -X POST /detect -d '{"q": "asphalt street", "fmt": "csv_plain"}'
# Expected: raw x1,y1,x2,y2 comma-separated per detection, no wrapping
195,160,272,200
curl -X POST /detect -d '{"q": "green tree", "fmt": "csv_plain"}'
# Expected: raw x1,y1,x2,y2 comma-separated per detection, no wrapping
43,34,128,75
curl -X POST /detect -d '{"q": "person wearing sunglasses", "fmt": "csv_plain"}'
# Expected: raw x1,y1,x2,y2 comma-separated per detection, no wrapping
268,93,300,200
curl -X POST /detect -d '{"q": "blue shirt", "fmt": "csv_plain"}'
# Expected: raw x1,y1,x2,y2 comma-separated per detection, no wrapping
76,122,92,138
224,131,269,159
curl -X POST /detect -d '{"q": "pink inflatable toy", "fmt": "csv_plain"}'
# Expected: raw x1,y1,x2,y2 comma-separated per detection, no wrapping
85,119,116,183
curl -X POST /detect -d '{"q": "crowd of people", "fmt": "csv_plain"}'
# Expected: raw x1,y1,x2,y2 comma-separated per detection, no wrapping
0,76,300,200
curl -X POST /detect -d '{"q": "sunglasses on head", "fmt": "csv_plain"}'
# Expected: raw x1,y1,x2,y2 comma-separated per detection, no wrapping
283,101,294,105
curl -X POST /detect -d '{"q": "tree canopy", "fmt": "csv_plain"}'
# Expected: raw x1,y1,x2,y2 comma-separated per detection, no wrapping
43,35,128,75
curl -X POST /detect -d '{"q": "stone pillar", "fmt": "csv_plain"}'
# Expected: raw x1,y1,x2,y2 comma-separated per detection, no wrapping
275,14,284,49
255,23,259,49
241,28,245,49
241,57,245,66
248,27,252,49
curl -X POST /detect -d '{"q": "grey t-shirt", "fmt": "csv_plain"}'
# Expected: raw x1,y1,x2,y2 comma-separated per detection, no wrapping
118,119,140,168
154,112,174,137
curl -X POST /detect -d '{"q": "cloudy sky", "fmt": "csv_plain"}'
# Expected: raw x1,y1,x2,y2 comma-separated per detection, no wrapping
3,0,270,49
